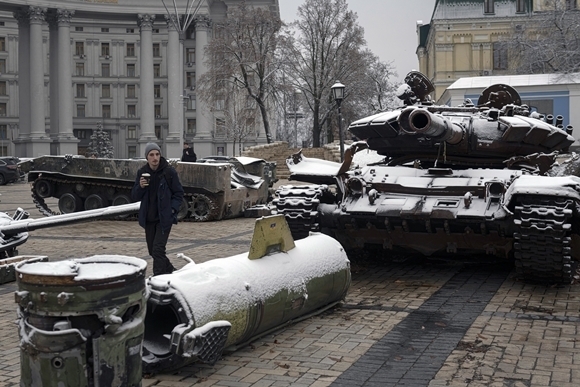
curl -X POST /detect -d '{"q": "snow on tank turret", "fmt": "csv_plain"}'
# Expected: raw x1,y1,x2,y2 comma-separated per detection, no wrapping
274,71,580,284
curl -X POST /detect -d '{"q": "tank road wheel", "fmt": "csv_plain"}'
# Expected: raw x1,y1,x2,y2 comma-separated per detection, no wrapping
84,194,107,210
111,194,132,219
177,197,190,221
58,193,83,214
513,196,576,284
33,179,54,198
190,194,219,222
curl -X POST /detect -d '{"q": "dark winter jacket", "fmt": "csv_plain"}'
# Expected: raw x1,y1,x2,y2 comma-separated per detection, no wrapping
181,148,197,162
131,157,184,233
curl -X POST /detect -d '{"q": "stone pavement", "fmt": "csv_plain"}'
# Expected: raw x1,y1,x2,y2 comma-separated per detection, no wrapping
0,181,579,386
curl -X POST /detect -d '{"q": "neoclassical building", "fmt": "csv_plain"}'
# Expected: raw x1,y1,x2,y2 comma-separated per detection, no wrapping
416,0,577,101
0,0,279,159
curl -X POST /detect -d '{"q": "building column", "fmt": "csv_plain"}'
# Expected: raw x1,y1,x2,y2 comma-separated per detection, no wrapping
194,14,212,143
137,14,156,156
28,6,51,156
13,9,30,157
55,9,79,155
48,12,59,152
164,14,183,158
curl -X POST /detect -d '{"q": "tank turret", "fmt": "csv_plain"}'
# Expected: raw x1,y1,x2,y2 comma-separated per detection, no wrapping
348,72,575,170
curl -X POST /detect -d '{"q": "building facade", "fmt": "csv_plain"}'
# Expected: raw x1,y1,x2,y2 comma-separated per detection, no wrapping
0,0,279,159
416,0,578,101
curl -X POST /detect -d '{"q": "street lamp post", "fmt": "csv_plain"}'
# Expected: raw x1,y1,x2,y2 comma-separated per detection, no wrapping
331,81,345,162
293,89,302,148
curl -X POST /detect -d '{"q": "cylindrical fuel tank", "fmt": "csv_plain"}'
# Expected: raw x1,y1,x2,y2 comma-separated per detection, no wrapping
143,232,351,373
15,255,147,387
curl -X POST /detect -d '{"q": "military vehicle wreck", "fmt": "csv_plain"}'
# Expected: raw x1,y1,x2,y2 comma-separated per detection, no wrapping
142,215,350,373
274,71,580,284
12,215,349,381
0,202,140,284
18,155,276,221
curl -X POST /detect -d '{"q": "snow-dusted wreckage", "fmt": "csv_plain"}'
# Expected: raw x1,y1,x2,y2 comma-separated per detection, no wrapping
18,155,276,222
274,71,580,284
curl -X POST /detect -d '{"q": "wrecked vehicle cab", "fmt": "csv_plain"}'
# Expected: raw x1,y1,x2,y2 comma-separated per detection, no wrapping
274,71,580,284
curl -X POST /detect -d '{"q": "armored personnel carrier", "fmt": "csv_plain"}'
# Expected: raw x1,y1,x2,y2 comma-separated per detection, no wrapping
274,71,580,284
18,155,276,222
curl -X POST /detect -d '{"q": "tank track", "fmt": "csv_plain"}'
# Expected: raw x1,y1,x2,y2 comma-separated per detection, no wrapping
30,176,218,222
513,196,576,284
272,185,328,240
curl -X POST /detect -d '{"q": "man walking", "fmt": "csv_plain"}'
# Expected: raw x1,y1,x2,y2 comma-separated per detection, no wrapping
181,142,197,162
132,142,184,276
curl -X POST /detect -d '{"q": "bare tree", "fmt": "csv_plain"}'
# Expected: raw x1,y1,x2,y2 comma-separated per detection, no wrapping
280,0,368,147
501,0,580,74
199,1,282,144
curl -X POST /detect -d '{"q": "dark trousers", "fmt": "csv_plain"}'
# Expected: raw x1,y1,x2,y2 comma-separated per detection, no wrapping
145,222,175,275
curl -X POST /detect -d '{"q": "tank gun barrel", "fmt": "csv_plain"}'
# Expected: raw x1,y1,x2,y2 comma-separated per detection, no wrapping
0,202,139,237
398,107,464,145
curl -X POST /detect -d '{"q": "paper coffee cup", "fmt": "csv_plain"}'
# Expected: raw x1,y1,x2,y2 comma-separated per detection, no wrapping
142,173,150,186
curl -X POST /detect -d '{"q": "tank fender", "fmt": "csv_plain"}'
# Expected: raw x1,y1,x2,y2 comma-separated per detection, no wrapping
503,175,580,208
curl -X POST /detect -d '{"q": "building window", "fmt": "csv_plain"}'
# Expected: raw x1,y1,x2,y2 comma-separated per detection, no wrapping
76,84,85,98
128,145,137,158
102,84,111,98
102,63,110,77
0,37,5,52
127,84,136,98
154,105,161,117
0,104,5,117
187,96,196,110
75,26,83,32
0,81,6,96
126,43,135,57
128,104,136,118
154,84,161,98
74,129,87,139
102,105,111,118
493,42,508,70
76,62,84,76
516,0,526,13
153,64,160,77
484,0,494,14
101,42,110,56
187,119,196,135
216,94,225,110
0,59,5,73
153,43,160,57
75,42,84,56
186,72,195,89
127,125,136,139
155,125,161,139
153,28,160,33
186,48,195,64
127,64,136,77
101,27,109,33
77,104,85,118
215,118,226,136
566,0,577,9
0,125,7,139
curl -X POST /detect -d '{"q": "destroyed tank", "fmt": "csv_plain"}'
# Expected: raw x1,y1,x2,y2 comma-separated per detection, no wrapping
18,155,276,222
274,71,580,284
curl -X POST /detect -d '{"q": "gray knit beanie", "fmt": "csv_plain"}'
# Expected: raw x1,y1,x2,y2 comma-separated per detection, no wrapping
144,142,161,158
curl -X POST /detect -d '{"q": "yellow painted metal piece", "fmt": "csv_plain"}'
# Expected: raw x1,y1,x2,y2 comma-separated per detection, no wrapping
248,215,295,260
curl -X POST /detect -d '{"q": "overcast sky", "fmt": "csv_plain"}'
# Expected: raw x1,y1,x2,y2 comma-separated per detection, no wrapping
278,0,437,83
